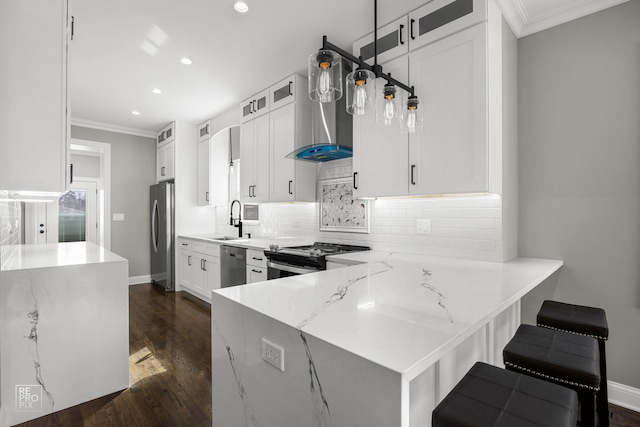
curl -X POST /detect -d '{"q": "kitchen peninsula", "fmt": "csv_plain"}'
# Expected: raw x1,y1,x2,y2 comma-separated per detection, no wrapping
211,252,562,427
0,242,129,427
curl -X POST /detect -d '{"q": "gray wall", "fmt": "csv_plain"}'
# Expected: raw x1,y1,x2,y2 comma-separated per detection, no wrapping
70,152,100,178
518,0,640,388
71,126,156,278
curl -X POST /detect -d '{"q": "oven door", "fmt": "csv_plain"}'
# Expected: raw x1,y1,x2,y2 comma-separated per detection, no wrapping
267,261,319,280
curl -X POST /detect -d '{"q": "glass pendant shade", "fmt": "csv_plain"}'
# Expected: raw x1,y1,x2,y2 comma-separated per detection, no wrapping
308,49,343,103
376,82,404,125
401,95,423,133
346,68,376,116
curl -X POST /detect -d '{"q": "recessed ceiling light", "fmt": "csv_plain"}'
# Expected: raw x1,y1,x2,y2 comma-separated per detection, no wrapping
234,1,249,13
131,110,141,116
152,88,162,95
180,57,193,65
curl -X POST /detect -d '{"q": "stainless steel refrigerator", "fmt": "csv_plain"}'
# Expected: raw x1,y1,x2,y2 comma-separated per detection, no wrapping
150,182,174,291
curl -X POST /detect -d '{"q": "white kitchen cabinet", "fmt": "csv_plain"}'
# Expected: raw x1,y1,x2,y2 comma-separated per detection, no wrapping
0,0,70,195
245,248,267,283
408,0,486,51
409,23,487,195
157,140,175,182
269,102,315,203
178,241,194,291
269,75,297,110
157,122,175,147
240,113,270,202
352,56,410,198
240,88,270,123
352,16,409,65
179,238,221,301
198,126,231,207
197,120,211,142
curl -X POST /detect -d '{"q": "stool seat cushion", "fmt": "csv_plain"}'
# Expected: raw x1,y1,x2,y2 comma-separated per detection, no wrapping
537,300,609,340
432,362,578,427
503,324,600,390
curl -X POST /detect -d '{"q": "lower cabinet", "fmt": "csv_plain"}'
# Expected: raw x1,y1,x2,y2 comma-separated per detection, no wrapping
246,248,267,283
178,238,221,301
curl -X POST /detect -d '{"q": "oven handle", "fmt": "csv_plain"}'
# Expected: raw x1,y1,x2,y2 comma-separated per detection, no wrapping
267,261,319,275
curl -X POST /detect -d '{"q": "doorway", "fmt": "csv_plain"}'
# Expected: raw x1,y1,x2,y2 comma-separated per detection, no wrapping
58,180,99,244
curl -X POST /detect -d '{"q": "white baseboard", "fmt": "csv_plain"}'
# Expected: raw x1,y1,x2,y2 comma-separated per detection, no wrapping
129,275,151,285
609,381,640,412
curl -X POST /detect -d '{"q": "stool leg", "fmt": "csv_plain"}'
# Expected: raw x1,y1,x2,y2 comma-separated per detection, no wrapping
579,390,596,427
597,340,609,427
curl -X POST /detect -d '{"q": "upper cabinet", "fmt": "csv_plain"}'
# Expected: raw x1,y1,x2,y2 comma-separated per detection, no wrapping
240,88,270,123
352,16,409,65
240,73,316,204
197,122,231,207
352,0,509,197
157,122,175,182
0,0,71,195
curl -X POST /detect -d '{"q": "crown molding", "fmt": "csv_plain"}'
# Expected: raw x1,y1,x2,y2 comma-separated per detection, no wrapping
496,0,630,38
70,117,157,139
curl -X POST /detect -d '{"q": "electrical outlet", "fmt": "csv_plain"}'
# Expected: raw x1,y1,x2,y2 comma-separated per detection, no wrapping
261,338,285,371
416,219,431,235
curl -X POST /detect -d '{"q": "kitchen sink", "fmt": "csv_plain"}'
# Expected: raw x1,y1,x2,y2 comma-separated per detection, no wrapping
198,235,243,241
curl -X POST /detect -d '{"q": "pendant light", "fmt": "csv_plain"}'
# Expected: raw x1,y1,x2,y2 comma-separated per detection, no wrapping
346,68,376,115
228,127,234,174
308,0,421,131
308,49,343,103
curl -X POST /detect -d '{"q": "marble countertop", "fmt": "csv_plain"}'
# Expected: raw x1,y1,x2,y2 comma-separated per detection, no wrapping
1,242,126,271
178,234,312,251
214,252,562,380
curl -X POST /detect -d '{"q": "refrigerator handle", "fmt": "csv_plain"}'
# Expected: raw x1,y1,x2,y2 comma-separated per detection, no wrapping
152,199,159,253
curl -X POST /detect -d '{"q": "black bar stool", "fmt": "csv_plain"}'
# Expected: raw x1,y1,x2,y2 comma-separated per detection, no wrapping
503,324,600,427
537,300,609,427
432,362,578,427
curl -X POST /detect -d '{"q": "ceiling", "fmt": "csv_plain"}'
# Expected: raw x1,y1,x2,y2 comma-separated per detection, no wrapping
69,0,627,137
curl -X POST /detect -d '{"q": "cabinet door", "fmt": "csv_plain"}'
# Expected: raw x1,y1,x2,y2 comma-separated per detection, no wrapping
156,146,165,182
210,128,230,206
252,114,270,202
0,0,69,194
197,139,210,206
178,249,194,290
252,88,270,119
157,141,175,182
409,23,487,195
240,120,255,200
270,76,296,110
197,120,211,142
352,16,409,65
352,56,410,198
246,265,267,284
203,255,221,293
408,0,486,51
270,103,296,202
157,122,175,147
192,256,208,295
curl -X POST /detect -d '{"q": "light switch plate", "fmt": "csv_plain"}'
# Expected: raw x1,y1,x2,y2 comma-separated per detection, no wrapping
112,213,125,222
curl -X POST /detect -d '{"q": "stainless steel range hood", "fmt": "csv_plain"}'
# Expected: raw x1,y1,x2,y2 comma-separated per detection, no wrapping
286,63,353,162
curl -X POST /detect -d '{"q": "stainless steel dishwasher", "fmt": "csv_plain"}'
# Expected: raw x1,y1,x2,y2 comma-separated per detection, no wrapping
221,245,247,288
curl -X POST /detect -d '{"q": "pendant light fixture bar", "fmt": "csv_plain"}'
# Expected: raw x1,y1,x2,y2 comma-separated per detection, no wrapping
319,36,414,97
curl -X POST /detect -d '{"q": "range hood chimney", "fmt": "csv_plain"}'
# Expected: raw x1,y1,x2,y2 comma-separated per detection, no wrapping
286,62,353,162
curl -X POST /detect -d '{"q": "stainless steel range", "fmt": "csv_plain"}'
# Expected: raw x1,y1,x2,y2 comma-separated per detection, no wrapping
264,242,370,279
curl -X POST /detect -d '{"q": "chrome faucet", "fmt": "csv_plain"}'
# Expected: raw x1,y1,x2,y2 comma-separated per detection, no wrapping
230,199,243,238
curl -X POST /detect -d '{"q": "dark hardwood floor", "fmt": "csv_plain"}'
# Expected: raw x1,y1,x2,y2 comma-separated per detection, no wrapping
16,283,640,426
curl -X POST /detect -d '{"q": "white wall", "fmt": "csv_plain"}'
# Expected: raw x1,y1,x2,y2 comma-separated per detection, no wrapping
518,0,640,388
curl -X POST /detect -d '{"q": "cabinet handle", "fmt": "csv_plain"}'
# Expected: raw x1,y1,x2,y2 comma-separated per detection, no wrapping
188,255,192,266
411,165,416,185
206,191,209,202
206,124,209,135
353,172,358,190
399,24,405,45
288,81,293,96
202,259,207,271
251,185,256,197
410,18,416,40
70,163,74,184
182,242,188,246
161,166,165,176
288,180,293,195
252,257,263,261
71,16,75,41
252,269,262,274
252,100,257,113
